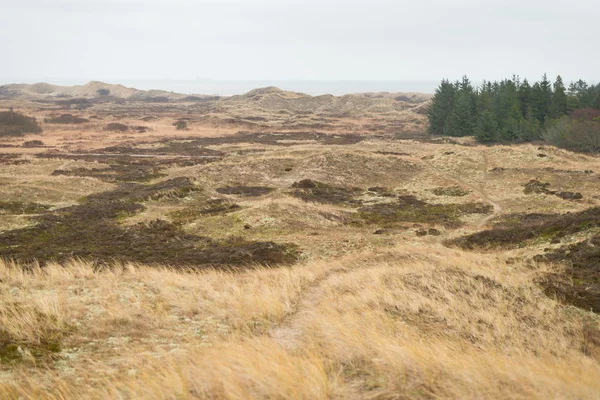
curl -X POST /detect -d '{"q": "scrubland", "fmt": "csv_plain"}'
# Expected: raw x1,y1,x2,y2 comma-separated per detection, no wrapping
0,86,599,398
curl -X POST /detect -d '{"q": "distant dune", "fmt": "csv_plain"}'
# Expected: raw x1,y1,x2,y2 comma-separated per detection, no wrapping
0,81,194,101
0,81,432,123
0,80,431,102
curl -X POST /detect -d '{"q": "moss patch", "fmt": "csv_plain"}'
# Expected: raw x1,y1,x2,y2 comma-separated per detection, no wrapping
0,308,65,367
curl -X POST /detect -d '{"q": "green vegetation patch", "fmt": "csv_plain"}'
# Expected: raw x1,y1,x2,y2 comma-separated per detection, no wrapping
433,186,470,197
367,187,397,197
0,331,62,366
0,178,299,268
289,179,363,206
0,110,42,137
0,201,51,215
0,308,65,366
356,195,492,228
170,199,241,223
216,186,274,197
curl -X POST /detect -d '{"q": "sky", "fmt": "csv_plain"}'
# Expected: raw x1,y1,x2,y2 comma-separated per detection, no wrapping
2,0,599,86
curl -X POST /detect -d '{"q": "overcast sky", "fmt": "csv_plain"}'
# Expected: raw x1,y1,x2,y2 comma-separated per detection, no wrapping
2,0,599,85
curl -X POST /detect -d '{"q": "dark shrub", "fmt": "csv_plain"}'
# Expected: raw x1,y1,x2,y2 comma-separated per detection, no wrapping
0,109,42,136
44,114,89,124
96,88,110,96
290,179,363,206
104,123,129,132
216,186,274,197
23,140,44,147
55,98,92,109
544,116,600,153
144,96,169,103
570,108,600,121
174,120,188,130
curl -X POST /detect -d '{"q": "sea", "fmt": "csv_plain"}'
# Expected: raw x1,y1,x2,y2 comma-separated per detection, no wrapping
0,79,440,96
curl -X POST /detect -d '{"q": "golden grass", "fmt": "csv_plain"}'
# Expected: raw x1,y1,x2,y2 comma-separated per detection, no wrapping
2,101,600,398
1,245,598,399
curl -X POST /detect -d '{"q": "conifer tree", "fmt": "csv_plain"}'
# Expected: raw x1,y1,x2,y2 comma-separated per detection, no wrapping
530,82,545,122
426,80,456,134
474,110,498,143
519,107,542,142
444,93,475,137
517,79,532,117
549,75,568,118
426,74,597,144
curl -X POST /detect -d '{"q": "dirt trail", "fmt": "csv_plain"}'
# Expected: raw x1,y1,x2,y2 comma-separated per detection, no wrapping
477,152,503,227
271,150,503,350
270,265,351,349
416,150,503,228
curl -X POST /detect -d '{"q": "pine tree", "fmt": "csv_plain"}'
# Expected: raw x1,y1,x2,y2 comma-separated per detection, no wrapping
535,74,553,121
426,80,456,134
500,117,521,142
459,75,474,94
519,107,542,142
517,78,532,117
474,110,499,143
570,79,594,108
444,93,475,137
494,79,520,130
477,86,493,114
549,75,568,118
530,82,545,122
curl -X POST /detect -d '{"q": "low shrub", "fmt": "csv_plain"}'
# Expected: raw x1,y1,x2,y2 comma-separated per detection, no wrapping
23,140,44,147
174,120,188,130
44,114,89,124
104,123,129,132
544,116,600,153
0,110,42,137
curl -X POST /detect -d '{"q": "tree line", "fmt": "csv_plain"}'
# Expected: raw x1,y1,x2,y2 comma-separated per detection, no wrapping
426,75,600,148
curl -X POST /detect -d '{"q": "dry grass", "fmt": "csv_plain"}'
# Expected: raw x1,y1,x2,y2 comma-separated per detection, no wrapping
2,97,600,398
0,245,599,399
